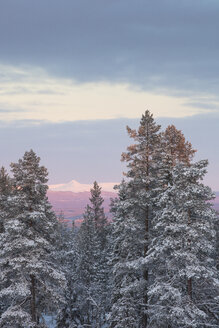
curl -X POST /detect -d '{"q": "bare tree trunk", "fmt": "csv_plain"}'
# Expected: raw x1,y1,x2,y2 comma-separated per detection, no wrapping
187,278,192,300
142,141,150,328
142,205,149,328
30,274,37,323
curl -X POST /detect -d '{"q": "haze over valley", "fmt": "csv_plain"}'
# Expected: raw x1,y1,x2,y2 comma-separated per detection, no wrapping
48,180,219,225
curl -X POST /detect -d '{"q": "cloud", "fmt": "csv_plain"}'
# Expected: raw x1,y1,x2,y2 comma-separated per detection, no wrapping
0,3,218,192
182,100,219,113
0,108,26,113
0,65,218,122
0,0,219,98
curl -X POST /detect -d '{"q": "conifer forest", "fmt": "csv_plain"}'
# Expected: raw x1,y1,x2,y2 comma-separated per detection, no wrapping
0,110,218,328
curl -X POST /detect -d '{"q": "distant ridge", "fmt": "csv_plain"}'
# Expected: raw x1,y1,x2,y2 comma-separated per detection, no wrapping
49,180,118,193
47,190,116,222
47,188,219,227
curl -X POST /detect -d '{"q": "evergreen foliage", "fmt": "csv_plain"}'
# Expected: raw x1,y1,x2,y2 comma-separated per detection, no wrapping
110,110,218,328
109,181,142,328
120,110,164,327
56,221,80,328
147,160,219,327
58,181,109,328
0,150,65,327
162,125,196,167
0,112,218,328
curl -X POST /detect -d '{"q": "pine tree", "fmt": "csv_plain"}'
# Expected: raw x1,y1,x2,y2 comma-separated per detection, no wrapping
121,110,163,327
216,215,219,272
160,125,196,186
56,221,80,328
147,160,219,327
162,125,196,167
109,181,142,328
0,167,13,319
73,182,108,328
111,112,199,327
0,150,65,327
89,181,108,245
0,167,12,233
87,181,109,326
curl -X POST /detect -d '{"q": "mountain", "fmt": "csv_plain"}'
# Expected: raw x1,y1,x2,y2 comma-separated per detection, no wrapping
49,180,118,193
47,190,117,225
47,182,219,226
48,180,118,225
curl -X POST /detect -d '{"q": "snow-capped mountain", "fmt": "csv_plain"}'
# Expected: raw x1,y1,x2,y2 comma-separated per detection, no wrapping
49,179,118,193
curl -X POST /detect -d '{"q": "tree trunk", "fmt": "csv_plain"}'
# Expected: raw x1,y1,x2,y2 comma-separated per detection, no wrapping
142,205,149,327
187,209,192,300
187,277,192,300
30,274,37,323
142,142,149,328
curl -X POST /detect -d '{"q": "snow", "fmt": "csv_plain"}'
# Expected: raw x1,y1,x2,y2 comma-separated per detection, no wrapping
49,180,118,193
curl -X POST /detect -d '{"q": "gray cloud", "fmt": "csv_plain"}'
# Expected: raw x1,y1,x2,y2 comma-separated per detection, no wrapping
0,88,64,96
0,108,27,113
183,102,219,111
0,0,219,97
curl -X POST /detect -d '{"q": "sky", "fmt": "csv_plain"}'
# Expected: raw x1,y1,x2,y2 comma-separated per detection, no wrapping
0,0,218,190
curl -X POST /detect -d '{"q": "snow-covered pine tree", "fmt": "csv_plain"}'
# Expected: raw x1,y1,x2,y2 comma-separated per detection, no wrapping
0,150,65,327
108,180,142,328
216,214,219,272
0,167,12,234
147,160,219,327
75,181,109,327
89,181,108,246
78,205,97,327
0,167,12,193
56,221,80,328
87,181,109,326
121,110,163,327
0,167,13,319
110,112,199,327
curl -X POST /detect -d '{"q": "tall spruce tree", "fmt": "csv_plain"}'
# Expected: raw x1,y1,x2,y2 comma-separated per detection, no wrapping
109,181,142,328
0,167,12,234
89,181,109,326
0,150,65,327
0,167,13,319
89,181,108,244
216,215,219,272
121,110,163,327
110,112,198,327
147,160,219,327
70,181,109,328
56,222,80,328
